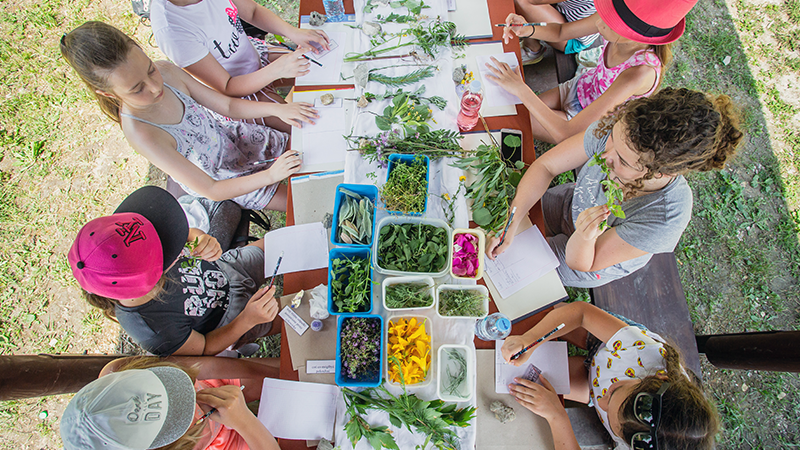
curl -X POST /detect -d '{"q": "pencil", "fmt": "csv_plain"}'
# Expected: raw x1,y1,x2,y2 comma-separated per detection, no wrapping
495,22,547,27
498,206,517,246
509,323,566,361
277,42,322,67
195,385,245,425
251,157,277,166
265,251,284,291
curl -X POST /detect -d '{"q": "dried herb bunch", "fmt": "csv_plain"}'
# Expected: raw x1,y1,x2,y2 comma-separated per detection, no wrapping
437,288,485,317
588,153,626,229
336,187,374,245
377,223,448,273
340,317,381,380
331,255,371,313
381,156,428,213
385,282,434,308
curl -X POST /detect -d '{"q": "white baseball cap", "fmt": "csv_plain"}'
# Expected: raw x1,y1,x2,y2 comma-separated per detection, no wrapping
60,367,196,450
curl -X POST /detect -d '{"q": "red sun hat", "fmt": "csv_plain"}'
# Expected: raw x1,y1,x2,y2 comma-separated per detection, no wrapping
595,0,698,45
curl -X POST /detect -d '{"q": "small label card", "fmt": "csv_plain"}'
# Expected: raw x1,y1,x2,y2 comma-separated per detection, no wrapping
279,306,309,336
306,360,336,374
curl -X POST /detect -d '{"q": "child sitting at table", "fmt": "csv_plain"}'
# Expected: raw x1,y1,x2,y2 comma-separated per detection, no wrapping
150,0,330,132
513,0,598,64
61,21,315,211
487,0,699,144
501,302,718,449
486,88,743,288
61,356,281,450
69,185,278,356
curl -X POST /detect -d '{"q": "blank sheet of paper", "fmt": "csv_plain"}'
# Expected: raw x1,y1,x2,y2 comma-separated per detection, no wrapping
495,340,570,394
300,31,346,85
257,378,340,440
263,222,329,276
476,53,523,108
484,225,559,298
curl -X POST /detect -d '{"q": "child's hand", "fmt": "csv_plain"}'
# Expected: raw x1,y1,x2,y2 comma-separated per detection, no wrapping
290,28,330,53
486,233,514,261
268,150,303,181
573,204,610,241
501,335,531,366
509,376,564,421
272,47,312,79
503,13,534,44
242,285,279,326
277,102,319,128
192,233,222,261
484,57,525,97
196,385,253,431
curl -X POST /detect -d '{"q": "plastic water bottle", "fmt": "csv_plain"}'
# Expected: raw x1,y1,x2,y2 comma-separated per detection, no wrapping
457,81,483,131
322,0,346,22
475,312,511,341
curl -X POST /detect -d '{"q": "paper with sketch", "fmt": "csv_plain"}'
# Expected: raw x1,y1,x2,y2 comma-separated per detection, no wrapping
484,225,559,298
263,222,328,276
495,340,570,394
300,31,346,84
257,378,340,440
476,53,523,108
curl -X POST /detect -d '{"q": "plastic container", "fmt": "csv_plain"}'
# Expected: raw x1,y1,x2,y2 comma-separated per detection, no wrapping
335,314,384,387
437,344,474,402
436,284,489,320
328,247,373,316
331,183,378,248
457,81,483,132
450,228,486,280
322,0,345,21
373,215,452,278
385,315,434,389
385,154,430,216
382,276,435,311
475,312,512,341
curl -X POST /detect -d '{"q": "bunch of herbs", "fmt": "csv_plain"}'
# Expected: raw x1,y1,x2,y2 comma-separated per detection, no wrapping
381,157,428,213
377,223,448,272
363,0,428,15
180,237,201,269
347,129,464,164
342,384,477,450
337,187,374,245
437,288,485,317
345,20,465,62
340,317,382,380
385,282,434,308
443,348,468,398
587,153,626,230
373,91,434,136
331,255,372,313
359,86,447,111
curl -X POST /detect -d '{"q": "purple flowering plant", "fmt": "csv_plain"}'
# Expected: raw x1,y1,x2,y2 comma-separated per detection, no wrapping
340,317,382,380
452,232,479,278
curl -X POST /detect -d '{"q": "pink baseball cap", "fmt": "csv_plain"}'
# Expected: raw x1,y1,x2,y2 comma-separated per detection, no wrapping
595,0,698,45
69,186,189,299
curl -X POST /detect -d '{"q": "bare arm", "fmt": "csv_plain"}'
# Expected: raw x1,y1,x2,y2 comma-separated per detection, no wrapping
501,13,599,44
197,386,282,450
564,207,648,271
233,0,329,51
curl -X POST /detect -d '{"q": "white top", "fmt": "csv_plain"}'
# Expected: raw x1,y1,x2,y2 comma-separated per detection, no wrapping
589,326,667,449
151,0,261,77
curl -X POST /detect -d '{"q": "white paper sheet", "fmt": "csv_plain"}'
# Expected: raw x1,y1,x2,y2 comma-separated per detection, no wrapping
300,31,346,85
484,225,559,298
291,89,354,173
495,340,570,394
448,0,492,39
476,52,523,108
257,378,340,440
263,222,329,276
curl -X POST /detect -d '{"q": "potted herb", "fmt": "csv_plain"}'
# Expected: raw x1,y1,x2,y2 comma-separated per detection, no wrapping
336,315,383,387
382,154,429,215
436,284,488,319
374,216,451,276
328,248,372,315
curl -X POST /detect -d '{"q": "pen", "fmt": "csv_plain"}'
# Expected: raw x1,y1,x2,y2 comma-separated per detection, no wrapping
195,385,245,425
251,157,277,166
277,42,322,67
495,22,547,27
498,206,517,246
265,251,284,291
510,323,566,361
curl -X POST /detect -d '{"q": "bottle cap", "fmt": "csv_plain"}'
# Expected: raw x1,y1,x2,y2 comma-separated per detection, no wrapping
469,81,482,93
496,317,511,333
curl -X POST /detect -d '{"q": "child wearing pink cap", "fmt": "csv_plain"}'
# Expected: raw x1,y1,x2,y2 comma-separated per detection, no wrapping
69,186,279,356
487,0,698,144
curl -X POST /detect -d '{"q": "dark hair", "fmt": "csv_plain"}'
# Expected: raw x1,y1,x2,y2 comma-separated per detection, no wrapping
82,277,167,321
595,87,743,198
617,344,719,450
60,21,140,123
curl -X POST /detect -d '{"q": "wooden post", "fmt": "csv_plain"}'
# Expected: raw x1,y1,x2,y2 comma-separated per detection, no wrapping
696,331,800,372
0,354,123,400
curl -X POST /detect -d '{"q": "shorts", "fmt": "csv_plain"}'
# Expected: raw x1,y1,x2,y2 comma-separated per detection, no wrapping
215,245,269,335
558,76,585,120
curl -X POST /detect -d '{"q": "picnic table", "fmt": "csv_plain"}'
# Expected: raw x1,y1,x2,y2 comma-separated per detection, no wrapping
276,0,554,448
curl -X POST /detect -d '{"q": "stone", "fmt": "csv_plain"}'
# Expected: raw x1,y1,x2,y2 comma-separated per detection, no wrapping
316,438,335,450
452,65,466,83
320,93,334,105
357,94,370,108
362,21,382,36
309,11,327,27
354,64,370,88
489,400,516,424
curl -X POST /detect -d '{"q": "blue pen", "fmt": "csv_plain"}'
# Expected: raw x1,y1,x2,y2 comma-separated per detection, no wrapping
498,207,517,246
265,251,284,291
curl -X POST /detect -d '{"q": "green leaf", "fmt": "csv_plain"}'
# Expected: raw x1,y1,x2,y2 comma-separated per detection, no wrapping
514,160,525,170
472,207,493,226
508,171,522,187
376,115,393,131
503,134,521,148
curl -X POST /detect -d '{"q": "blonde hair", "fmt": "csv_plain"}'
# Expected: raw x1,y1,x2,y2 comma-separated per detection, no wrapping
82,277,167,321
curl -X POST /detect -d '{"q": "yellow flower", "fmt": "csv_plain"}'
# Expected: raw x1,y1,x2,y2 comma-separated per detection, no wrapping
459,175,466,182
443,193,450,200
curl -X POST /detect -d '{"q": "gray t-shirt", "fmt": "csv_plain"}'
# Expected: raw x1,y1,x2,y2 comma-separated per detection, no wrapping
555,121,692,287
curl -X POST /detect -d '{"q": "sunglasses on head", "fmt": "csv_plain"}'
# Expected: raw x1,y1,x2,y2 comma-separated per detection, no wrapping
630,381,670,450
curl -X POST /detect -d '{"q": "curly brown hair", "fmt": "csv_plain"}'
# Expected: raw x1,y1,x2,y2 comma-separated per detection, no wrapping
595,87,744,198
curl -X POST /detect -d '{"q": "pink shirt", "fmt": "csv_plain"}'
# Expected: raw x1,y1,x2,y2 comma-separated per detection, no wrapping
193,379,249,450
576,39,662,109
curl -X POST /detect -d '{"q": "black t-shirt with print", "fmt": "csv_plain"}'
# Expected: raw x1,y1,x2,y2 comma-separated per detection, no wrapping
116,257,230,356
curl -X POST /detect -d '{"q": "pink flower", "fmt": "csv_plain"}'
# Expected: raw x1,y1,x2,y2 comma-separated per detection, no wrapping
452,233,479,278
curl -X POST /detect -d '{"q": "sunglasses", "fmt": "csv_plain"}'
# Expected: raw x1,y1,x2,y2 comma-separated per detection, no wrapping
630,381,670,450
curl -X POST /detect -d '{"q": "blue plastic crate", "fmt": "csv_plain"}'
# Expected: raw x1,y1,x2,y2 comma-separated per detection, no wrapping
335,314,384,387
328,247,373,315
385,154,430,216
331,183,378,248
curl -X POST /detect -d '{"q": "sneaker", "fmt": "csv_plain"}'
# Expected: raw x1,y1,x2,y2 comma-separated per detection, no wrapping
521,45,546,65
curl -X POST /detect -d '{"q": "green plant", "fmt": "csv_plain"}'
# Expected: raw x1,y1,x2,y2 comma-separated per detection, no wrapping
587,153,626,230
374,92,433,134
180,237,201,269
443,348,467,397
336,188,374,245
385,283,433,308
363,0,428,14
330,256,371,313
339,317,382,380
361,86,447,111
367,65,437,87
345,19,466,62
437,289,485,317
347,129,464,163
377,223,448,272
381,157,428,213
